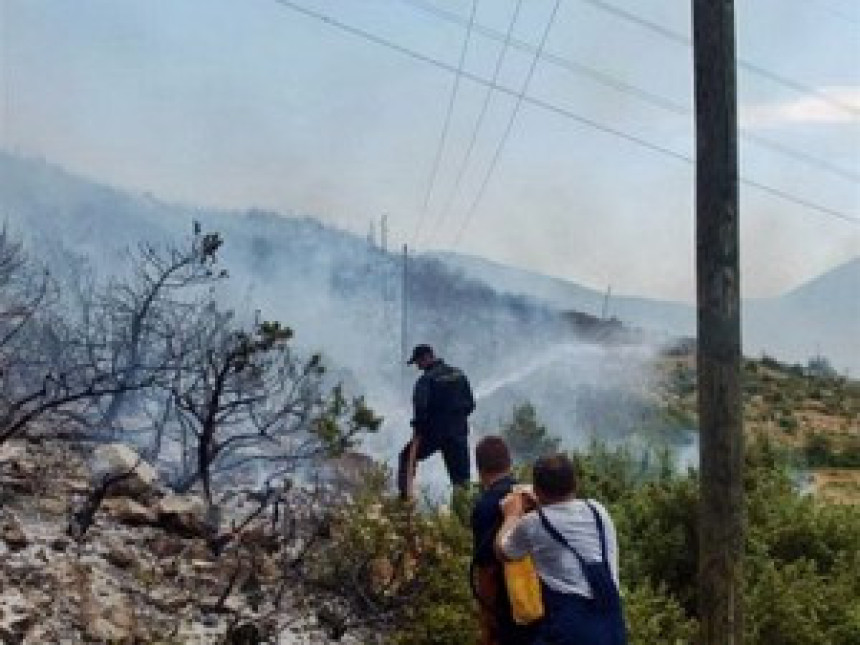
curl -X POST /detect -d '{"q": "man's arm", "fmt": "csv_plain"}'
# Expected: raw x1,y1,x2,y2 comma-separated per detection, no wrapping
462,374,476,416
494,491,530,562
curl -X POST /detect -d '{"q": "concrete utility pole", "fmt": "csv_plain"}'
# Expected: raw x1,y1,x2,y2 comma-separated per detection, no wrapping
692,1,744,644
367,220,377,249
401,244,409,380
601,285,612,321
381,214,389,253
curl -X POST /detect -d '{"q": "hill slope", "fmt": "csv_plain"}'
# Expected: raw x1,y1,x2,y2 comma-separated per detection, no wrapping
433,251,859,375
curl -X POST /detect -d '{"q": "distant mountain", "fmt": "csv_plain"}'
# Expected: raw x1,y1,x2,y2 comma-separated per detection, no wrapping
431,251,859,376
1,152,625,455
745,259,859,375
431,252,696,334
0,151,854,458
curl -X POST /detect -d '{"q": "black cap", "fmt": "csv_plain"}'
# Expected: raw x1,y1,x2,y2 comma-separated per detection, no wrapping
407,344,434,365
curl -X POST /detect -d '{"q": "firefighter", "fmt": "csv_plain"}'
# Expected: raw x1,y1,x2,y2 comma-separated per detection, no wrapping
397,344,475,502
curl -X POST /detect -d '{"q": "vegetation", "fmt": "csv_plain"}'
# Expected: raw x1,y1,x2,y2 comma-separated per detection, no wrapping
311,438,859,644
0,227,380,506
500,401,561,464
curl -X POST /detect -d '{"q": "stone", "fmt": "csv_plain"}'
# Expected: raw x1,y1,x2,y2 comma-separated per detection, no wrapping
102,497,159,527
0,588,35,644
0,515,28,551
92,443,159,500
156,494,208,538
104,541,135,570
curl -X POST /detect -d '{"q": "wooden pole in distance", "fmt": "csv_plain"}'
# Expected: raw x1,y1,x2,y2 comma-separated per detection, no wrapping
692,1,744,643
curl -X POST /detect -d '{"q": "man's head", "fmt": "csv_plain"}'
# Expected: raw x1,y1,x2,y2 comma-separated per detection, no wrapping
532,454,577,504
407,344,436,370
475,436,512,486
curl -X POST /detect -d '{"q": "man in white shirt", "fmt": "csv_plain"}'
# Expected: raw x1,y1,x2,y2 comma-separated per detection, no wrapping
495,454,628,645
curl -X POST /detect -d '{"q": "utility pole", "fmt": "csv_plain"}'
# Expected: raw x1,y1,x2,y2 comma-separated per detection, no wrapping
401,244,409,385
601,285,612,320
692,2,744,644
380,214,389,253
367,220,377,249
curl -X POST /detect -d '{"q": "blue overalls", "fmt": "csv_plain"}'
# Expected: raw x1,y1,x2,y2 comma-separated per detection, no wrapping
535,503,628,645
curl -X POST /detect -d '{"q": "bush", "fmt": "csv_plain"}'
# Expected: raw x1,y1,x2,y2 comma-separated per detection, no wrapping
500,402,560,465
315,438,860,644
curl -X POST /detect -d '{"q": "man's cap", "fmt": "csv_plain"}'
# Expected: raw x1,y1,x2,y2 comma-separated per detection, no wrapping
406,344,434,365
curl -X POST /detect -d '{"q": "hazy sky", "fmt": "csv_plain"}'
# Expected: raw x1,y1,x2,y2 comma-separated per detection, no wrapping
1,0,858,301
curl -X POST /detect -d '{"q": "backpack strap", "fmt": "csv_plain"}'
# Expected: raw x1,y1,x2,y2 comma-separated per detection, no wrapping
585,501,609,565
536,506,589,568
537,500,606,565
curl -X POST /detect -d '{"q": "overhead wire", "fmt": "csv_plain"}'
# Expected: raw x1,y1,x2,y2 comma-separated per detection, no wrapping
397,0,689,115
412,0,479,245
420,0,525,246
575,0,860,118
397,0,860,187
270,0,860,228
452,0,563,246
807,0,860,26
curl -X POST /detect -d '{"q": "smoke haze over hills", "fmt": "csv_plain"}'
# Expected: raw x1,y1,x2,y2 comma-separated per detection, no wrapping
0,153,856,481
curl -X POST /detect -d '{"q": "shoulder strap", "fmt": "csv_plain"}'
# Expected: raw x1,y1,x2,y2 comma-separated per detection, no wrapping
537,501,606,565
536,507,589,568
585,501,609,564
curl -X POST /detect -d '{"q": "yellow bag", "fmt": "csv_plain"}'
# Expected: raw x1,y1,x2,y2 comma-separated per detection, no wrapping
503,555,544,624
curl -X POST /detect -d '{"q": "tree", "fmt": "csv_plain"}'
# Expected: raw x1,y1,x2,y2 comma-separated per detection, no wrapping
0,226,225,446
500,402,560,464
169,312,380,505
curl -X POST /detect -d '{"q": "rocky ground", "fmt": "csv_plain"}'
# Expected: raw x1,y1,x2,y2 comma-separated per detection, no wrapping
0,438,374,644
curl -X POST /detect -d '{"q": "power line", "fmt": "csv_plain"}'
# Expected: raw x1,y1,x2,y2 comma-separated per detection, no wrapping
413,0,479,244
741,133,860,183
807,0,860,26
270,0,860,227
453,0,563,246
421,0,525,246
398,0,689,115
576,0,860,118
398,0,860,186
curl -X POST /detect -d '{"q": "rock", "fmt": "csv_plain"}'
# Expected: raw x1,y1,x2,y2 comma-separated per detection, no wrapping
0,515,28,551
35,497,67,516
81,573,138,643
324,451,378,493
104,540,135,570
50,537,70,552
101,497,158,526
148,534,186,559
156,494,208,538
0,588,35,644
92,443,159,500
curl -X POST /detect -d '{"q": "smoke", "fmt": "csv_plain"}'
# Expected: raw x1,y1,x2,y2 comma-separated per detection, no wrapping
0,153,689,497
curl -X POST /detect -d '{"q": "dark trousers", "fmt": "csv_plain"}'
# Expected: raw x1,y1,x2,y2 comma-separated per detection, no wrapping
476,564,540,645
397,432,470,499
536,586,627,645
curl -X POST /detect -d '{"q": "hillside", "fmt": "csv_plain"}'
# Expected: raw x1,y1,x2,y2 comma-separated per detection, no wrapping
433,250,860,375
0,152,670,464
1,151,855,464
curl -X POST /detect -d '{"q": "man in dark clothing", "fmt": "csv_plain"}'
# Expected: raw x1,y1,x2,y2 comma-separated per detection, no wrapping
397,344,475,500
471,436,538,645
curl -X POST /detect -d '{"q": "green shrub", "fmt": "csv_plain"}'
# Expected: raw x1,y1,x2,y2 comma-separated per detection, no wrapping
313,436,860,644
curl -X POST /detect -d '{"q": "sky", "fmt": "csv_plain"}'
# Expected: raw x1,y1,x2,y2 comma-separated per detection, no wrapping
1,0,858,302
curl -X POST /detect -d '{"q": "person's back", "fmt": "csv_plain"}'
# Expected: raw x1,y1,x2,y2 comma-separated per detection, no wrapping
496,455,627,645
415,359,475,436
398,345,475,502
471,437,538,645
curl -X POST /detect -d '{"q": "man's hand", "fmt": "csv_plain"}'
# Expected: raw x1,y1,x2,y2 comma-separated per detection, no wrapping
500,492,526,519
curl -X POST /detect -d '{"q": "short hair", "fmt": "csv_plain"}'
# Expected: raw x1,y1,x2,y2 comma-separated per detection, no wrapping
533,454,577,500
475,436,512,475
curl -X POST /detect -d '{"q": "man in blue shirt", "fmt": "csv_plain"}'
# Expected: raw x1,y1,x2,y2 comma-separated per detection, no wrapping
471,436,538,645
